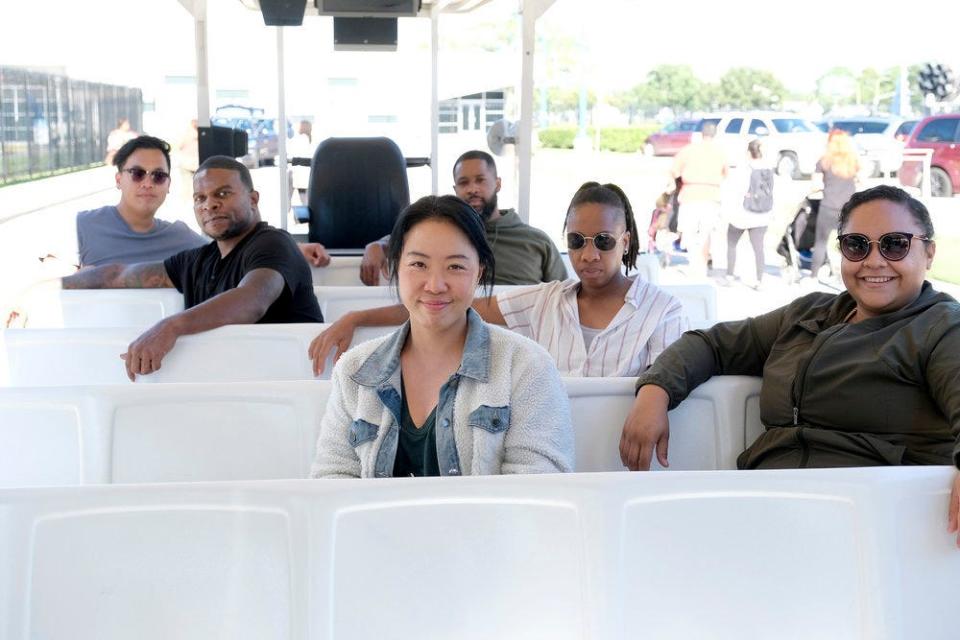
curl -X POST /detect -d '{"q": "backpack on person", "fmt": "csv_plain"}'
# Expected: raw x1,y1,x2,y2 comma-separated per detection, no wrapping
743,167,774,213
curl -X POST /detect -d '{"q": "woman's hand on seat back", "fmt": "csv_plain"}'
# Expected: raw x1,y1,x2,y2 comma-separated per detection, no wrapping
619,384,671,471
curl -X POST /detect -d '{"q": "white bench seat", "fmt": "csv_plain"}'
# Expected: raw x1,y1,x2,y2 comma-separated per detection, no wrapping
0,467,955,639
0,376,763,487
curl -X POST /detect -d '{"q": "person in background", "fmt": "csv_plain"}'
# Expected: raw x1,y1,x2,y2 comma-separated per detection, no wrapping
721,139,775,289
77,135,330,268
309,182,688,378
63,156,324,381
104,118,137,165
289,120,314,206
359,150,567,286
311,194,574,478
670,122,728,276
809,129,859,279
618,185,960,547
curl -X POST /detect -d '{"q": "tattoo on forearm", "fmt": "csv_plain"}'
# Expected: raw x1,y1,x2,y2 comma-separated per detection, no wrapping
62,263,170,289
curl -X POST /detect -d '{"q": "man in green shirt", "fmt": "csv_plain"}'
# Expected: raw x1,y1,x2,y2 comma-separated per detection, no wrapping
360,150,566,285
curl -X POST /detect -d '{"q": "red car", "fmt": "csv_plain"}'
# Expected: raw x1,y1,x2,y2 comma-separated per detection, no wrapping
898,114,960,197
643,119,700,156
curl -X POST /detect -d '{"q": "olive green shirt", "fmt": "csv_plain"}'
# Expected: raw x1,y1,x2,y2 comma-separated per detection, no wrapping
485,209,566,285
636,283,960,469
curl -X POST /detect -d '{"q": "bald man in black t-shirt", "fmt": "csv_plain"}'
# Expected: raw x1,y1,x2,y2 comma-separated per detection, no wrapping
62,156,322,381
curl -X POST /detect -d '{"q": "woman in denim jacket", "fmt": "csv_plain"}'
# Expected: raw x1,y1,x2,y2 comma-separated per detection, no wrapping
311,195,574,478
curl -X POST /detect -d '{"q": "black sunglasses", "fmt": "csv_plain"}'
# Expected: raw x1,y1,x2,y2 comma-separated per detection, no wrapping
837,232,930,262
123,167,171,185
566,232,623,252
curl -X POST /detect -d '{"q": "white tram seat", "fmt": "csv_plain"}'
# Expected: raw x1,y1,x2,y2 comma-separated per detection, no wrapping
0,324,395,386
0,376,762,487
310,255,365,286
20,288,185,329
0,381,328,487
0,467,955,639
566,375,762,472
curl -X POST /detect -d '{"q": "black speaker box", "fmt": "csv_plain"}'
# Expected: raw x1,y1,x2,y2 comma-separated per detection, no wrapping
260,0,306,26
198,126,248,164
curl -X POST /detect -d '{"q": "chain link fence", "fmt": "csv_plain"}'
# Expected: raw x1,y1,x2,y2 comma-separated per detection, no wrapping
0,67,142,186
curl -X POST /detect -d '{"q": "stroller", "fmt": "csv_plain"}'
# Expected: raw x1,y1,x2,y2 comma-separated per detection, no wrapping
777,190,832,282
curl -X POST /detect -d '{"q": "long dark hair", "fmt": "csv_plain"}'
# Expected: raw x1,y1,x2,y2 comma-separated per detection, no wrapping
564,181,640,273
387,195,496,295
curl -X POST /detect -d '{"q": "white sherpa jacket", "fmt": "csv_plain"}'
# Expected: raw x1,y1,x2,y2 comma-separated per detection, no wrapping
310,309,574,478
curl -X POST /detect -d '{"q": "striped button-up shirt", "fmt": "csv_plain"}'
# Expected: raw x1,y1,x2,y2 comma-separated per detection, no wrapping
496,277,689,377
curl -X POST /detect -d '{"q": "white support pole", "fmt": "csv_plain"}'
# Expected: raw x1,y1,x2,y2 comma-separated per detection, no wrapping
517,0,554,224
276,27,290,231
191,0,211,126
430,5,441,195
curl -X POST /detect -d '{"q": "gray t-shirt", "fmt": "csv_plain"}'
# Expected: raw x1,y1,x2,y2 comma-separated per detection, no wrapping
76,205,207,266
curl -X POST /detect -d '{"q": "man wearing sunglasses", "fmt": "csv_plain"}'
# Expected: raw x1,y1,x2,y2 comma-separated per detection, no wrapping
358,150,566,286
77,135,330,268
61,155,324,381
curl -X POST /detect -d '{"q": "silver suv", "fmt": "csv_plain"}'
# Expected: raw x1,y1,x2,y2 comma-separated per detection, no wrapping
699,111,826,179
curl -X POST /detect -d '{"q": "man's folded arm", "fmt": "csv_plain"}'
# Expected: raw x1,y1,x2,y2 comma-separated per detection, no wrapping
164,267,284,335
62,262,174,289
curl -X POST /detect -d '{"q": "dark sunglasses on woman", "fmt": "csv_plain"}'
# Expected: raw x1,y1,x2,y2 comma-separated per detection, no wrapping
566,231,624,252
837,232,930,262
123,167,171,185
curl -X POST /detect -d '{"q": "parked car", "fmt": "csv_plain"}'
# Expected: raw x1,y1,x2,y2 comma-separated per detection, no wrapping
819,117,910,176
212,105,293,168
894,120,919,142
898,114,960,198
697,111,826,179
643,119,700,156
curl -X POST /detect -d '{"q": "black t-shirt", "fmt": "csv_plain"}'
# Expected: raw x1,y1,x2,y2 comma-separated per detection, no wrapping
163,222,323,323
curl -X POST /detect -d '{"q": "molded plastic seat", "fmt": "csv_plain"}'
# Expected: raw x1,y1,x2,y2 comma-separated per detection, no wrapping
306,137,410,248
0,467,955,639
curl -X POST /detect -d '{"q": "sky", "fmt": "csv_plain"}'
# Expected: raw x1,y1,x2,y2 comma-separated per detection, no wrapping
1,0,957,118
541,0,959,93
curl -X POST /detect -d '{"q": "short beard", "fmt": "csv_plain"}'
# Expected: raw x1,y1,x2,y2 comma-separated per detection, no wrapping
478,194,498,220
212,221,250,240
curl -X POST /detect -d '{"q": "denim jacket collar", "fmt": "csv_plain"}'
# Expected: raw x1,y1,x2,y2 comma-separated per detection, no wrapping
351,308,491,388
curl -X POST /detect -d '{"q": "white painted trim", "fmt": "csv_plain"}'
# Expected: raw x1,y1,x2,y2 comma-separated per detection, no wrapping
276,27,289,231
431,5,440,195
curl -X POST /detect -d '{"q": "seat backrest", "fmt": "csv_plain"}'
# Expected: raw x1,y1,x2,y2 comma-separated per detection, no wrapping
0,375,762,487
565,375,761,472
23,289,185,329
1,324,396,386
0,381,329,487
310,256,365,286
659,282,717,329
307,137,409,248
1,468,956,639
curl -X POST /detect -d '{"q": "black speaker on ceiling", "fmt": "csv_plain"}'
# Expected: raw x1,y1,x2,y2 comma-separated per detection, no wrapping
260,0,307,26
333,17,397,51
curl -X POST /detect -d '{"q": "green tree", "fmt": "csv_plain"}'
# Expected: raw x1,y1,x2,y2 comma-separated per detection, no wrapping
717,67,786,110
643,64,704,113
608,85,647,123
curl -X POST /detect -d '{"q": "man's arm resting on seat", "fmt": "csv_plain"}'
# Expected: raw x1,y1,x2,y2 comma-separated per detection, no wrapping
62,262,173,289
123,268,285,381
